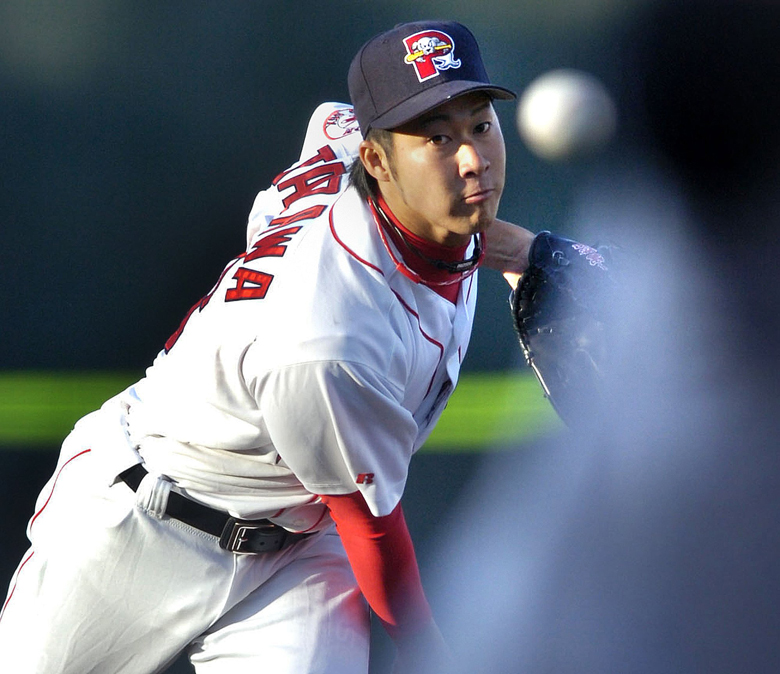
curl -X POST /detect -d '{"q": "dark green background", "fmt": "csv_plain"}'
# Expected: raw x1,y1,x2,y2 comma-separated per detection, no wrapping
0,4,624,669
4,1,778,672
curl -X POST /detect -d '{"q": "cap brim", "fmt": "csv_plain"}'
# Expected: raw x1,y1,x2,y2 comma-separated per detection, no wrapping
369,81,516,132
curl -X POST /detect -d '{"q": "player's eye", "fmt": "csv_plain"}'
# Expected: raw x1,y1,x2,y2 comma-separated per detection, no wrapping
474,121,492,134
429,134,450,146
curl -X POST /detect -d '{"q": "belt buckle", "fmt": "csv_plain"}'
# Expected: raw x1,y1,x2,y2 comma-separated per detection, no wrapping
219,517,284,554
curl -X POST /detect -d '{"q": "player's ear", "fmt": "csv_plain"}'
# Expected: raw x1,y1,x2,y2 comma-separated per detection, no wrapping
359,140,392,183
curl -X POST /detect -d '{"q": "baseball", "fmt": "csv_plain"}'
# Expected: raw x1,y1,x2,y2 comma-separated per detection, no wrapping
516,69,617,161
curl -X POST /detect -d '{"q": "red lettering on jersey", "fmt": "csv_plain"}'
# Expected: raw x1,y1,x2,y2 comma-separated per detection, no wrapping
244,226,302,263
166,146,341,349
165,254,245,352
225,268,274,302
272,145,337,185
356,473,375,485
277,162,346,210
268,204,327,229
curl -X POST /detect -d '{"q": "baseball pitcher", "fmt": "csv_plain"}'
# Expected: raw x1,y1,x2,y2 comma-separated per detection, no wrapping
0,20,606,674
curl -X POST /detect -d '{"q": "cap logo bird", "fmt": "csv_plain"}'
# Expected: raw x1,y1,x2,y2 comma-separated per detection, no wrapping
402,30,461,82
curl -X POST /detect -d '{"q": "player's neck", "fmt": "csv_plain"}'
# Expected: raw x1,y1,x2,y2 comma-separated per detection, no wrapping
370,194,482,302
376,194,468,259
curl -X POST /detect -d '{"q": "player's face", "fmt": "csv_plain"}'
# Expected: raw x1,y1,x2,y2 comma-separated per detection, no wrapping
371,92,506,246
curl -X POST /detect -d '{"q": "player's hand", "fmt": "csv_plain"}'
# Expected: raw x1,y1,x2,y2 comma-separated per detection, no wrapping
391,619,452,674
502,270,522,290
482,219,535,289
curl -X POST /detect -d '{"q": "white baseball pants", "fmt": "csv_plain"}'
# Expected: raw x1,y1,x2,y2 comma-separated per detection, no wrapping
0,411,370,673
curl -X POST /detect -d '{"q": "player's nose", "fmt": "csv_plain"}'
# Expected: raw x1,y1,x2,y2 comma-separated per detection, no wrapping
456,142,489,178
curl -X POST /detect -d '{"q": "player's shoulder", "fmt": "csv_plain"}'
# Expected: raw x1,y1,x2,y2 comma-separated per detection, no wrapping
246,102,360,247
298,102,361,162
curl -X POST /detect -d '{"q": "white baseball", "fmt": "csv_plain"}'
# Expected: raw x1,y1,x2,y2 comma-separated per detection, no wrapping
516,69,617,161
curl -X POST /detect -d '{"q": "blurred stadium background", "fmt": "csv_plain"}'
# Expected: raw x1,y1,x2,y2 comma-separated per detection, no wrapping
2,1,778,672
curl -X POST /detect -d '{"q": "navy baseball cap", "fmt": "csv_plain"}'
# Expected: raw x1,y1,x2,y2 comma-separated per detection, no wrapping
348,20,516,136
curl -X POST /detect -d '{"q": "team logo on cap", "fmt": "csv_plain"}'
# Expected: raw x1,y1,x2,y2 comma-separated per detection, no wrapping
402,30,462,82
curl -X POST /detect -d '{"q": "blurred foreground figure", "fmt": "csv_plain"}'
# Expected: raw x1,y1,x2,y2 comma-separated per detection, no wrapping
426,2,780,672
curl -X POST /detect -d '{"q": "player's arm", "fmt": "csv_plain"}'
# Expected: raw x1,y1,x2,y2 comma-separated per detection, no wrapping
256,360,447,662
319,491,430,638
483,218,536,290
319,491,449,669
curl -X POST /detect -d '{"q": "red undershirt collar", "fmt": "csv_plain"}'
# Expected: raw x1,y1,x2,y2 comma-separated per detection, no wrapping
374,193,469,303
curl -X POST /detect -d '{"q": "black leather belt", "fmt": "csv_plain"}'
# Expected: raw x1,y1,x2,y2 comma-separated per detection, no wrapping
119,464,312,554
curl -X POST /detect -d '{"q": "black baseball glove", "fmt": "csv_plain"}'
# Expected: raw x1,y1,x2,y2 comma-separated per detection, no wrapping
511,230,619,427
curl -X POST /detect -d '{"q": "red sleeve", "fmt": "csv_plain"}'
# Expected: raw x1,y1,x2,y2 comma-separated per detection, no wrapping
319,491,433,643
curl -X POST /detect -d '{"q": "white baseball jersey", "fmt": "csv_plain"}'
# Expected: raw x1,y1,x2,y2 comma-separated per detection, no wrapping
120,102,478,531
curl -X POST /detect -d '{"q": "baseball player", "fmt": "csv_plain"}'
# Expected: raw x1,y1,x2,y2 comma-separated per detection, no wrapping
0,21,535,673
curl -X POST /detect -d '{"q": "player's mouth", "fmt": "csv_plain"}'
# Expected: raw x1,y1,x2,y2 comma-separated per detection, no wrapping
463,188,495,205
